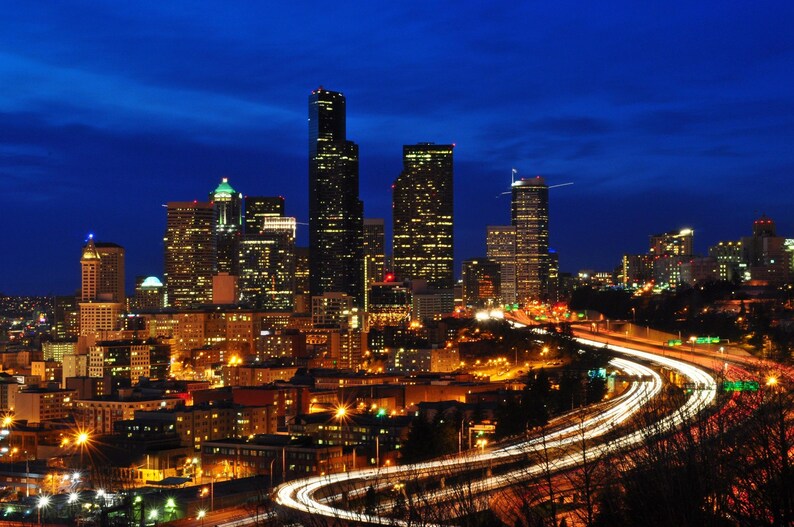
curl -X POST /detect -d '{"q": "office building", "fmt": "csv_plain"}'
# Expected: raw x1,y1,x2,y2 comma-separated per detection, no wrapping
164,201,215,307
89,241,126,304
210,178,242,275
294,247,310,313
708,241,745,281
88,340,171,382
486,226,517,305
308,87,364,305
741,215,792,285
244,196,285,235
53,295,79,340
393,143,454,290
238,216,296,311
461,258,501,308
649,228,694,257
512,177,549,303
647,228,694,288
131,276,165,311
79,236,125,336
364,218,386,286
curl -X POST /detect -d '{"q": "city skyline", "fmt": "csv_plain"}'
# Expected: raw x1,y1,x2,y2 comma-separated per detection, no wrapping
2,2,794,295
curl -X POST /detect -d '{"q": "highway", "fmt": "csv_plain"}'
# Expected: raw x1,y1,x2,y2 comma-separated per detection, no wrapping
273,337,719,526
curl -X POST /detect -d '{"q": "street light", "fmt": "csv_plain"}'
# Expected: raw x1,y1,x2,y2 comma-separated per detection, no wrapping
37,494,50,525
334,406,354,471
75,430,91,469
197,509,206,527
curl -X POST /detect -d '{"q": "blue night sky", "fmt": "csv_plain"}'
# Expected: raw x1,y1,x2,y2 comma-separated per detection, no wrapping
2,2,793,295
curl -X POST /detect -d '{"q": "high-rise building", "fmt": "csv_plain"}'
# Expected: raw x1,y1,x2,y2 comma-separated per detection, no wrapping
647,228,694,288
210,178,242,275
486,226,517,305
164,202,215,307
708,241,745,281
363,218,386,287
294,247,310,313
238,216,296,311
649,228,694,257
742,215,792,285
512,177,549,303
461,258,501,308
244,196,285,235
79,236,125,336
392,143,454,290
53,295,79,340
308,87,363,305
81,237,125,303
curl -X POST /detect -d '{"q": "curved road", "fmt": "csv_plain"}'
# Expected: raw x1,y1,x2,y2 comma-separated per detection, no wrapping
274,338,718,526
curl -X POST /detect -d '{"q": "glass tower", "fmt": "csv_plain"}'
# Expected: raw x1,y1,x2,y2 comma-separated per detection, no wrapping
392,143,454,290
308,87,363,305
511,177,549,303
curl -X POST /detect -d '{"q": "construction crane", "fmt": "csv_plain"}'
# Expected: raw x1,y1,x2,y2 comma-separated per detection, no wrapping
499,168,573,196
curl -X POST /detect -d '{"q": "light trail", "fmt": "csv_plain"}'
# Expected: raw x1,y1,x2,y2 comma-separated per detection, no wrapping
274,339,717,526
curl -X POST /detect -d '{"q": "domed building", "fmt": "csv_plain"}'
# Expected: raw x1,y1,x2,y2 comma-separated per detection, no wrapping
131,275,165,311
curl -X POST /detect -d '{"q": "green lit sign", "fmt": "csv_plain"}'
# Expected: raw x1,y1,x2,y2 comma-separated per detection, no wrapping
695,336,721,344
723,380,759,392
667,339,683,347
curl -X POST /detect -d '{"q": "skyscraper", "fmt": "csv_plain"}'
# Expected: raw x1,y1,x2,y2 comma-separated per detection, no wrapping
363,218,386,285
244,196,285,235
486,225,517,305
392,143,454,290
164,202,215,307
79,236,125,336
210,178,242,275
512,177,549,303
238,216,296,311
81,238,125,303
308,87,363,305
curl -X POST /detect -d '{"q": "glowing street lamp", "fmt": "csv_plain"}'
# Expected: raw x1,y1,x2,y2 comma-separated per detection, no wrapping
75,430,91,468
197,509,206,527
37,494,50,525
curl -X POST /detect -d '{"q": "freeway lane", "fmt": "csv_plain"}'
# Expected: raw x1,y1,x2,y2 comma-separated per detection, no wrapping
274,341,718,526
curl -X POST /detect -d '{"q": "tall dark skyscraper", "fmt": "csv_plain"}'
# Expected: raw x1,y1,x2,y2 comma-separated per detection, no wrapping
308,87,363,305
209,178,242,275
164,202,215,307
244,196,285,235
511,177,549,303
392,143,454,290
